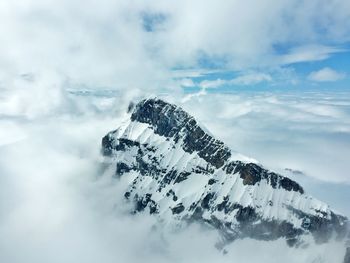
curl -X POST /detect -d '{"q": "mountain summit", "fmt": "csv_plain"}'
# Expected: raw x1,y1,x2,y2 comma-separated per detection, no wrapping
102,98,348,251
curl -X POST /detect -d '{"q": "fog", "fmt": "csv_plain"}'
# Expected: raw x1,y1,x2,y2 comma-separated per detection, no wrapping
0,90,348,263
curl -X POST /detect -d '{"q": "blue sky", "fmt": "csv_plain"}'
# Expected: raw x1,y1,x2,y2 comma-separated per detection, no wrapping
1,0,349,94
177,46,350,93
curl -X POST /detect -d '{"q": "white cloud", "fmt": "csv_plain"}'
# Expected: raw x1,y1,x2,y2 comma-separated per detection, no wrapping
308,67,346,82
178,78,195,87
0,93,348,263
231,72,272,85
280,45,345,65
143,0,350,69
0,0,350,100
198,72,272,89
199,79,227,89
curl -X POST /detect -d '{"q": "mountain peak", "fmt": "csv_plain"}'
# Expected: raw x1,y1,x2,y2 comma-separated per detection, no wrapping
130,98,231,168
102,98,348,250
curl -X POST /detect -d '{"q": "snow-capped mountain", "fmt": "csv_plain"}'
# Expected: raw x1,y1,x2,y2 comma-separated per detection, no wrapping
101,98,349,251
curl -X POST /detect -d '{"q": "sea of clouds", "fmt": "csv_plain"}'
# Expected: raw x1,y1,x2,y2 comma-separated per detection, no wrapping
0,85,349,263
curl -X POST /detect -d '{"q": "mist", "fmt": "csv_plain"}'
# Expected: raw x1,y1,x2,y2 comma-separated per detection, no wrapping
0,90,348,263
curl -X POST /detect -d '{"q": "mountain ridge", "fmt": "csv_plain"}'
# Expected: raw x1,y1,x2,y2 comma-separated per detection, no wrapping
102,97,349,257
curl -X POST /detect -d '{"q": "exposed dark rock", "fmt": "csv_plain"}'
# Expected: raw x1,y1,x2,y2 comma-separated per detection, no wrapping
130,98,231,168
172,203,185,214
116,162,132,175
201,193,214,210
216,196,229,212
208,178,216,185
279,177,304,194
174,171,191,183
134,194,159,214
225,161,304,194
101,134,114,156
124,191,131,199
235,205,258,223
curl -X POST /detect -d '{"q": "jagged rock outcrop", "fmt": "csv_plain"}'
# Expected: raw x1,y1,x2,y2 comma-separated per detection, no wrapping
102,98,348,250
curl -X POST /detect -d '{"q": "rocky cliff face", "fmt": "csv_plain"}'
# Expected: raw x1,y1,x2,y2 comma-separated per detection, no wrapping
102,98,348,250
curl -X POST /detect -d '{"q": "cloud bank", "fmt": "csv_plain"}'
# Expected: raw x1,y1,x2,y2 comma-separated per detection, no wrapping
0,92,348,263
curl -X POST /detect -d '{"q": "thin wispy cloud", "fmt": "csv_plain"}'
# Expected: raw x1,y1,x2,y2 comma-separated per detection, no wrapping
308,67,346,82
198,73,272,89
280,45,345,65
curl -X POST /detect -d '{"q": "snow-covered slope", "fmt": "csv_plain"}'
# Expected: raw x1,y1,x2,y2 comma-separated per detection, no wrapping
102,98,348,247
